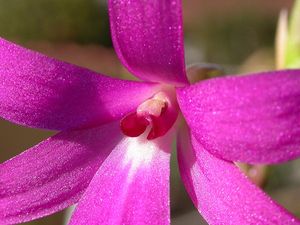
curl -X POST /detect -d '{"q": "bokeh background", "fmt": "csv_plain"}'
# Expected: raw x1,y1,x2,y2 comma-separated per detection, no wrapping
0,0,299,224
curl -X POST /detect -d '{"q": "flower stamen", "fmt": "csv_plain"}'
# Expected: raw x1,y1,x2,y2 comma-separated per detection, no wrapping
120,90,178,140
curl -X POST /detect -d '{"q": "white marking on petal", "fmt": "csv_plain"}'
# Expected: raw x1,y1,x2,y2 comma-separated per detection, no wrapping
122,136,158,180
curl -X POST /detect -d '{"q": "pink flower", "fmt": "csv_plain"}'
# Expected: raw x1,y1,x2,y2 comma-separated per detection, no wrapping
0,1,300,224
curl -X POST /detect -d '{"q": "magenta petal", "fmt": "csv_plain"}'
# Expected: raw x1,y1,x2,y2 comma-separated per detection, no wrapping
108,0,188,86
69,135,172,225
177,70,300,163
0,37,159,130
177,127,300,225
0,122,122,224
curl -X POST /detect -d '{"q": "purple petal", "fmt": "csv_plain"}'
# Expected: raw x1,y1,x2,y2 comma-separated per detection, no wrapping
177,127,300,225
177,70,300,163
108,0,189,86
0,37,159,130
69,134,172,225
0,122,122,224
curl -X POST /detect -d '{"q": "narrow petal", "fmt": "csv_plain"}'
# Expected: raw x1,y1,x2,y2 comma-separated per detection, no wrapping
177,127,300,225
177,70,300,163
0,122,122,224
69,133,172,225
108,0,189,86
0,37,158,130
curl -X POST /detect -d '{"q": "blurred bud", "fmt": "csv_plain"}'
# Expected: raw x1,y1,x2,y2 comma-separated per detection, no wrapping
186,63,224,83
278,0,300,68
275,9,288,69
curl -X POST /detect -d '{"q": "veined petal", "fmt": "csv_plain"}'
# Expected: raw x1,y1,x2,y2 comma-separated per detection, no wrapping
108,0,189,86
0,122,122,224
69,133,172,225
177,70,300,163
0,37,158,130
177,127,300,225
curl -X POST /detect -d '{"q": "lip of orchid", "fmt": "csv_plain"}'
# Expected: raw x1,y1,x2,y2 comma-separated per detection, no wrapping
120,85,179,140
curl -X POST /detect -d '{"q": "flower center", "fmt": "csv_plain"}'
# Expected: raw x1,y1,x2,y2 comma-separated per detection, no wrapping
120,89,179,140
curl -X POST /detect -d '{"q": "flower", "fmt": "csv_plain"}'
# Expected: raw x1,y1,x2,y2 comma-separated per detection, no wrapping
1,0,300,224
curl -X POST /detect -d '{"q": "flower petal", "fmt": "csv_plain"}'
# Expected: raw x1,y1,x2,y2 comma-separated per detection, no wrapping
0,37,158,130
69,134,172,225
177,127,300,225
177,70,300,163
108,0,188,86
0,122,122,224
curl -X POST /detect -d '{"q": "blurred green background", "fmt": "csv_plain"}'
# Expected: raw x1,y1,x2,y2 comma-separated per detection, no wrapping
0,0,299,224
0,0,110,45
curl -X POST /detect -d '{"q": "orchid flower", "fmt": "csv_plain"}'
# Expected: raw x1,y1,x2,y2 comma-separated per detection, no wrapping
0,1,300,225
